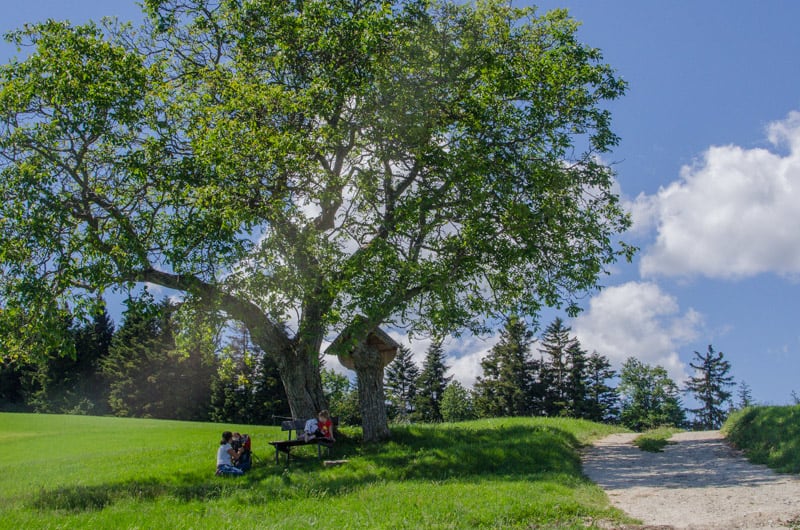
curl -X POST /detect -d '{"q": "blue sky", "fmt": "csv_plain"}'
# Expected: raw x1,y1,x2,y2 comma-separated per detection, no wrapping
2,1,799,406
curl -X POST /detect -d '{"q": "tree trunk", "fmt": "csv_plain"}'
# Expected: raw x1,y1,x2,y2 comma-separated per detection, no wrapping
139,269,329,421
352,343,391,442
271,342,328,420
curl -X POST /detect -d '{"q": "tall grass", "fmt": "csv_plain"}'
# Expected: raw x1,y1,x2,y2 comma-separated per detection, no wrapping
632,426,682,453
722,405,800,474
0,413,634,529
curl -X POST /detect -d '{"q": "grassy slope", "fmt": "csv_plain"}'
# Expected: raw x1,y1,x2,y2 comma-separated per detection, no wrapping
722,405,800,474
0,414,634,529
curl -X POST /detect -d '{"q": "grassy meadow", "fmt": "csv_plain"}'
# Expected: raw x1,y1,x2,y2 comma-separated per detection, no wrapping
0,413,635,529
722,405,800,474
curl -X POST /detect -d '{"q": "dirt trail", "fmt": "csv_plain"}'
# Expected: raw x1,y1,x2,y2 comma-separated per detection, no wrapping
582,431,800,529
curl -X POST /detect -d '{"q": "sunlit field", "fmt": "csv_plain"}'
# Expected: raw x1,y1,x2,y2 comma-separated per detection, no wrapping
0,413,635,529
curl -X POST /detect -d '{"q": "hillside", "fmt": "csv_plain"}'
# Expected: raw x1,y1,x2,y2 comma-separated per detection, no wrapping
723,405,800,474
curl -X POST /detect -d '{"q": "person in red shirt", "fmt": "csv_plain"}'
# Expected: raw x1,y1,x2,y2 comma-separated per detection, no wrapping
316,409,335,441
302,409,336,442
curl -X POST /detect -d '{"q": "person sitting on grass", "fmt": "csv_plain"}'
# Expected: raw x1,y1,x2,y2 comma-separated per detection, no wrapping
216,431,245,476
303,410,335,442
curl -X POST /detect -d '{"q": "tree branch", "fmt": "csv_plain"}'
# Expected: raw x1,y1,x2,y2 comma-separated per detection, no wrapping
135,268,291,351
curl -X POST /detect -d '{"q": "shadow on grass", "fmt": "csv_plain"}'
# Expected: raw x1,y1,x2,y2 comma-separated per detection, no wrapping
30,474,255,512
370,423,585,480
30,421,589,512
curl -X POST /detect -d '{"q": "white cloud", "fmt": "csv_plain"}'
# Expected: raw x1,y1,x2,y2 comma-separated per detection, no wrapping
388,331,498,389
636,111,800,279
443,334,499,388
571,281,702,382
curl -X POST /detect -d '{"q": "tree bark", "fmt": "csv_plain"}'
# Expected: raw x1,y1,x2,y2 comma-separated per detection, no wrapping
352,343,391,442
271,341,328,420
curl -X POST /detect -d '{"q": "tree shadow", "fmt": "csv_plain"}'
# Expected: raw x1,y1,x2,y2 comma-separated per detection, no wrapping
584,433,796,490
368,423,585,481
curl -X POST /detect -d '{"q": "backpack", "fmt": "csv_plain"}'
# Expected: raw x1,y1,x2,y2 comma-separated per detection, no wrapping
234,434,252,471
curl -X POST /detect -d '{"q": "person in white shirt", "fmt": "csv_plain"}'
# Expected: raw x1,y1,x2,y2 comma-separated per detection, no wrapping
216,431,245,476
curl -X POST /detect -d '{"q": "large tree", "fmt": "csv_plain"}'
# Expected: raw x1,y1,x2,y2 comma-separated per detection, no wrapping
0,0,630,440
685,345,734,430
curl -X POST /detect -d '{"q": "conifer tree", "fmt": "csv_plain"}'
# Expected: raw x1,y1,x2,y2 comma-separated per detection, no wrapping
584,352,619,422
26,308,114,414
384,346,420,421
0,358,28,412
103,293,215,420
685,345,734,429
210,323,288,423
474,316,537,418
735,380,754,409
538,317,575,416
563,340,589,418
413,341,451,422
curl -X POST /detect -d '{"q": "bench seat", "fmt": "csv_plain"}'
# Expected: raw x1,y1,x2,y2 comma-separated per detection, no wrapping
268,418,338,464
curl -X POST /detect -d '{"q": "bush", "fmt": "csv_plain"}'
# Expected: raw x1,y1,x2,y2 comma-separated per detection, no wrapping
633,426,681,452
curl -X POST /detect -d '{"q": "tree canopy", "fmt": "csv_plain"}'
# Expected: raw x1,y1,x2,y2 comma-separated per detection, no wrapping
618,358,685,431
0,0,630,438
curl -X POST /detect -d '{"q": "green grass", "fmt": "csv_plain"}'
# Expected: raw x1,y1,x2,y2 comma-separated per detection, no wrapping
0,413,636,529
632,426,682,453
722,405,800,474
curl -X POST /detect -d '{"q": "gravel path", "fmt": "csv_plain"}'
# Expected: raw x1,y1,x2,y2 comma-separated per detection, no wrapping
582,431,800,529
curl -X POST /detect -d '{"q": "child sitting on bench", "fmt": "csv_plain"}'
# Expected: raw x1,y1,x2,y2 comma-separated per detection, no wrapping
303,409,335,442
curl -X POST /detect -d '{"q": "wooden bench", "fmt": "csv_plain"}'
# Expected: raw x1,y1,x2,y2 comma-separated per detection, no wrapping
268,418,338,464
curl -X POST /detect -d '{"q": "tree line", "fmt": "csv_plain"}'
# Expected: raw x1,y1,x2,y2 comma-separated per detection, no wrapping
0,292,288,424
1,295,749,432
381,316,749,432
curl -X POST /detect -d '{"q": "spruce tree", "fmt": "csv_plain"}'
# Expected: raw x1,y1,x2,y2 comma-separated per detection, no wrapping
0,358,28,412
564,340,589,418
473,316,537,418
384,346,420,421
538,317,575,416
736,381,754,409
413,341,451,422
103,293,215,420
685,345,734,429
26,307,114,414
210,323,288,424
584,352,619,422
